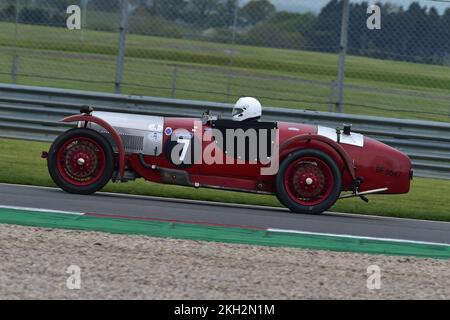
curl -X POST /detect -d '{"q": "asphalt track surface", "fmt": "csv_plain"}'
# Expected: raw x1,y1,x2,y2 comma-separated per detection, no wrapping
1,183,449,244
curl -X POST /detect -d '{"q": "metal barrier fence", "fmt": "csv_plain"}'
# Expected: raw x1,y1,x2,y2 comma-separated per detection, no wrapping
1,1,450,122
0,83,449,180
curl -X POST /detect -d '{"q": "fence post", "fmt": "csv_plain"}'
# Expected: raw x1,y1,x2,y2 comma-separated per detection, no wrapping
115,0,130,94
226,0,239,101
335,0,350,113
11,56,19,84
171,65,178,98
80,0,88,42
329,80,336,112
11,0,20,84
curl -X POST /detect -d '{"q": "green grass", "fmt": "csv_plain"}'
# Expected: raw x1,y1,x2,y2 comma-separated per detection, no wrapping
1,138,449,222
1,22,450,122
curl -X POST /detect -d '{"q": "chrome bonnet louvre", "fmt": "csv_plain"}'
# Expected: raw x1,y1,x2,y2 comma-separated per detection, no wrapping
98,130,145,154
87,111,164,156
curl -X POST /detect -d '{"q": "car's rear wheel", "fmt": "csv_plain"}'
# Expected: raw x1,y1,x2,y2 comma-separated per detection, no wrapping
276,149,341,214
48,128,114,194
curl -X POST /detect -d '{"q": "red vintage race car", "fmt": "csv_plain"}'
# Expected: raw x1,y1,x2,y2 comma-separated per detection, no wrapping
43,105,412,214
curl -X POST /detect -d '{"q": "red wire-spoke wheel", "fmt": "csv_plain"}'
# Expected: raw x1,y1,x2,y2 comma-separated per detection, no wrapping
276,149,342,214
48,128,114,195
56,137,105,186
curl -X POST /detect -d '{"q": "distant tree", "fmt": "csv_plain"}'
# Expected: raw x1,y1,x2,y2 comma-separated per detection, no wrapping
185,0,220,26
240,0,276,26
347,2,370,55
442,8,450,62
45,0,73,11
369,3,407,60
402,2,429,61
243,23,306,49
0,5,16,21
90,0,120,12
306,0,450,64
242,11,315,49
151,0,187,21
426,7,442,62
19,7,50,25
268,11,315,33
50,12,67,27
310,0,341,52
2,0,16,6
129,6,184,38
218,0,238,27
189,0,238,28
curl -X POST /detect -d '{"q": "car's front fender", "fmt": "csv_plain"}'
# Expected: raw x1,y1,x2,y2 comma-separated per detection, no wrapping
61,114,126,180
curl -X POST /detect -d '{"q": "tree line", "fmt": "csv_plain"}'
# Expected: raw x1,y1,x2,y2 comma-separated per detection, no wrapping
1,0,449,65
314,0,450,64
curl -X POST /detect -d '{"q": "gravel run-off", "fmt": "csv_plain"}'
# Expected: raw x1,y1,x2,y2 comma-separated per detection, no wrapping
0,223,449,299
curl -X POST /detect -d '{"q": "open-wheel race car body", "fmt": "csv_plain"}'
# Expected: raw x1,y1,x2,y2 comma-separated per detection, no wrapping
43,106,412,214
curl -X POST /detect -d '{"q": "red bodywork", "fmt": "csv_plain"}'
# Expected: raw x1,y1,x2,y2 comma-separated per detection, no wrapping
62,115,412,196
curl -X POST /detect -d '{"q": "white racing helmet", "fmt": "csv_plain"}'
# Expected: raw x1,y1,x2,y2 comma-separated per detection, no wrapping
232,97,262,121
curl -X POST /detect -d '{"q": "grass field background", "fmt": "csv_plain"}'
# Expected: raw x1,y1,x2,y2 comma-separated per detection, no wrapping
0,22,450,122
0,138,449,222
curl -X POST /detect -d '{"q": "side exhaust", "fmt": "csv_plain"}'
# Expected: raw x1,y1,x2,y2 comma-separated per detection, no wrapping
339,187,388,203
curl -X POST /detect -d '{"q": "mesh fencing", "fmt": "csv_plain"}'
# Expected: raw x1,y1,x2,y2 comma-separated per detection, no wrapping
0,0,449,122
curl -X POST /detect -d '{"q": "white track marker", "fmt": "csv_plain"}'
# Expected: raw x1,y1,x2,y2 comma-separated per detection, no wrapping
268,228,450,247
0,205,84,216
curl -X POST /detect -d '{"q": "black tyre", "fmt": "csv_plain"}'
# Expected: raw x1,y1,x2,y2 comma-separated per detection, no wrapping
276,149,341,214
47,128,114,195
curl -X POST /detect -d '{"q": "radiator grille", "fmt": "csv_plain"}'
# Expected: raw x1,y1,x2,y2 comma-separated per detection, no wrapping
120,134,144,153
99,130,144,153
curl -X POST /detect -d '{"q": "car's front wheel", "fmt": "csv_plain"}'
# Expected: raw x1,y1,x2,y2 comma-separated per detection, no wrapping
47,128,114,195
276,149,342,214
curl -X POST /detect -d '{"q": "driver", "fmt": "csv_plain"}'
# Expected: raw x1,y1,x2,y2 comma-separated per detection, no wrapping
232,97,262,122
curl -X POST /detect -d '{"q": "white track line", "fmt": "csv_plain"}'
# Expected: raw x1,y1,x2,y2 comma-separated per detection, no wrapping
1,182,449,225
268,228,450,247
0,205,83,215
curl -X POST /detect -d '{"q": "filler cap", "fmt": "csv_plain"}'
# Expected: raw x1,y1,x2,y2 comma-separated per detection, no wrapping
343,124,352,135
80,105,94,115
